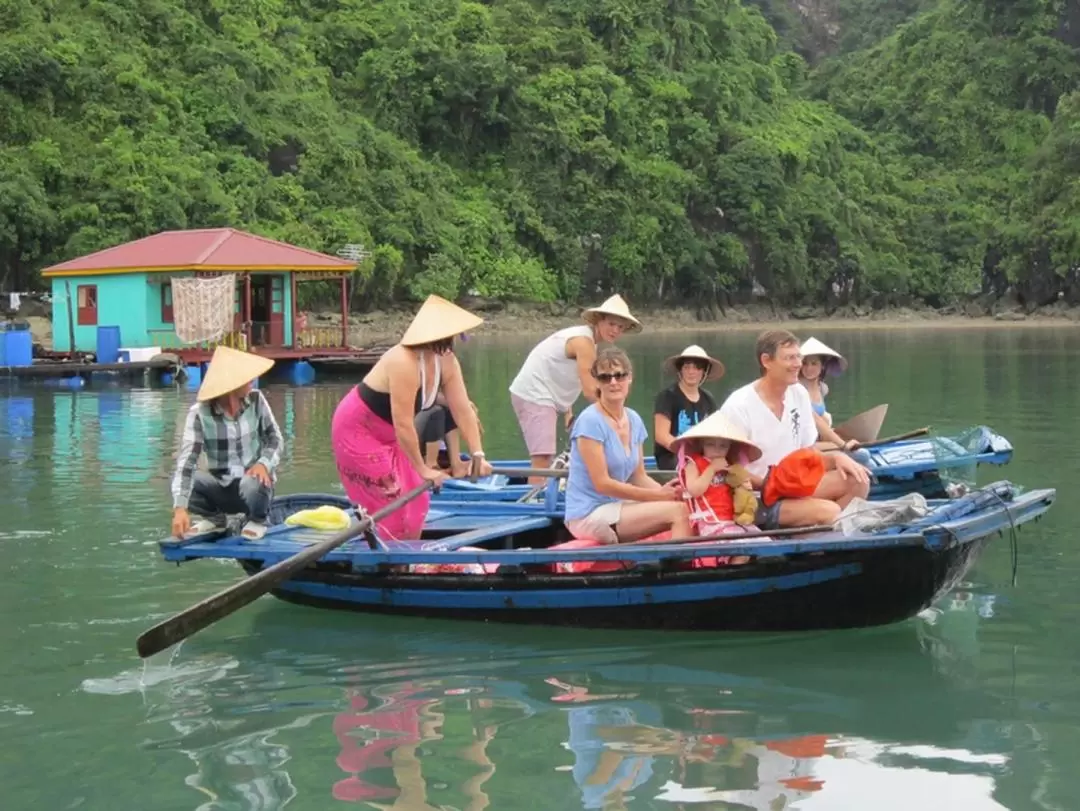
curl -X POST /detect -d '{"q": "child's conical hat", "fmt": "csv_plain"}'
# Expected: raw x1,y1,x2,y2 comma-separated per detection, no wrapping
671,411,762,463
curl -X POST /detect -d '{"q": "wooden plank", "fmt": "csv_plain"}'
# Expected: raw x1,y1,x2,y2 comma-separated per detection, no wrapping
418,516,554,551
0,358,175,378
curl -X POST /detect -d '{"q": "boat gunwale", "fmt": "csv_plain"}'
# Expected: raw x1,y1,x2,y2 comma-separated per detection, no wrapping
158,487,1055,570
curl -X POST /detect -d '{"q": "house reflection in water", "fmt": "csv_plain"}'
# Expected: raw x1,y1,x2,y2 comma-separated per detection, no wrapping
52,392,100,494
3,395,34,508
96,390,171,484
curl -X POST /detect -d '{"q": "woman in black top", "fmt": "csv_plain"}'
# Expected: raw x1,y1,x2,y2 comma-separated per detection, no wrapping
652,345,724,470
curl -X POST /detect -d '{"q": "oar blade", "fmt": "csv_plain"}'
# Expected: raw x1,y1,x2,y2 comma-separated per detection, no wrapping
137,518,364,658
835,404,889,444
137,574,272,658
137,481,432,658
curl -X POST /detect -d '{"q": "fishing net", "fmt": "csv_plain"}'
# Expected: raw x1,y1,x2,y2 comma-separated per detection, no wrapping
870,425,1013,498
836,493,930,536
171,273,237,344
931,426,1013,496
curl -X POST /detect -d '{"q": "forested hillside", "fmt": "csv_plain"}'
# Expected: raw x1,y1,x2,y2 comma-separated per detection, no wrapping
0,0,1077,311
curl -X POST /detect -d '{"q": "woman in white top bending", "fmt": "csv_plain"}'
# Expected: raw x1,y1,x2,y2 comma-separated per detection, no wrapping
508,295,641,483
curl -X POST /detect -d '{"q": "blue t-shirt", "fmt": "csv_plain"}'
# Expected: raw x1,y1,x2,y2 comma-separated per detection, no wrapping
565,405,648,520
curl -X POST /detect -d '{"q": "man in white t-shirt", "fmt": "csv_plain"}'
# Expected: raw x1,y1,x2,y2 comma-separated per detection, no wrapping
718,329,870,529
508,294,641,483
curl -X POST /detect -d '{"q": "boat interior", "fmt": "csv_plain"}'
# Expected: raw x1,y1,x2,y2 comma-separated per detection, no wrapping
158,482,1057,579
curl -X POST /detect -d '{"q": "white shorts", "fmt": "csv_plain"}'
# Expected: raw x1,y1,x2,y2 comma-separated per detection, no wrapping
565,501,635,544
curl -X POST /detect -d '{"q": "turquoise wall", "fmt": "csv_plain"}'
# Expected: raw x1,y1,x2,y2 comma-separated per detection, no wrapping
50,274,150,353
52,271,298,352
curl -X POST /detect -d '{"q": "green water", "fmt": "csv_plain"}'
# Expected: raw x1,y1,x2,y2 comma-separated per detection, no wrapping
1,327,1077,810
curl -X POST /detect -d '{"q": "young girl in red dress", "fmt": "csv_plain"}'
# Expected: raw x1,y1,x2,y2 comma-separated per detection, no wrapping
673,412,763,538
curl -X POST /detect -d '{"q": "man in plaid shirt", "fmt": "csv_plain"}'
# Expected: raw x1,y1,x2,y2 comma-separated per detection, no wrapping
171,347,283,540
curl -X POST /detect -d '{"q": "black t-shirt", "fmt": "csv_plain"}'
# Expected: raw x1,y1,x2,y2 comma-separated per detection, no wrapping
652,384,717,470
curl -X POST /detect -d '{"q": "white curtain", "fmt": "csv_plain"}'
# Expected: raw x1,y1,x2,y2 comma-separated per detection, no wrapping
171,274,236,344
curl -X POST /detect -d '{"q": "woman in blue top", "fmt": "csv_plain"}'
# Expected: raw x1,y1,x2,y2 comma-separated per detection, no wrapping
564,346,691,543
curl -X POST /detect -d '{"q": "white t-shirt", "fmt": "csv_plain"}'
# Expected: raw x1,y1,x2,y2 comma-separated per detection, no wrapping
718,381,819,479
508,325,594,411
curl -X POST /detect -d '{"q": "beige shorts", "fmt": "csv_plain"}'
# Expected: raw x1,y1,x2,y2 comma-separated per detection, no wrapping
565,501,631,544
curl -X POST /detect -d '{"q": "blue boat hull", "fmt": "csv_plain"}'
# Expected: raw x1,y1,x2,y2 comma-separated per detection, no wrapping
248,538,986,632
159,481,1054,634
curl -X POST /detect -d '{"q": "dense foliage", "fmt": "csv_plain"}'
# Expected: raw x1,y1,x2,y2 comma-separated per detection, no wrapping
0,0,1077,309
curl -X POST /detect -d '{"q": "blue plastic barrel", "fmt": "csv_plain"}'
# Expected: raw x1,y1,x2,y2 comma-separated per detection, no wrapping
0,329,33,366
96,326,121,364
288,360,316,386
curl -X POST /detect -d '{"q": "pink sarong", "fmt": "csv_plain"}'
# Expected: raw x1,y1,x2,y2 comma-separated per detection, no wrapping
331,387,429,541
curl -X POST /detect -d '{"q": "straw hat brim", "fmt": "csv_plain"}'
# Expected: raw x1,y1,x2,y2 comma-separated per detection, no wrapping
196,346,275,402
581,294,642,333
400,294,485,347
800,337,848,374
663,346,725,381
670,413,763,463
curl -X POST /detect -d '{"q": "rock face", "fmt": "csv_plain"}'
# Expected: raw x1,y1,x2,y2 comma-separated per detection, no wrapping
789,0,842,57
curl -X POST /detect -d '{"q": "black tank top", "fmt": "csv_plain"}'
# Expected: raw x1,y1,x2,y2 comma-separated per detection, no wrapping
357,352,442,424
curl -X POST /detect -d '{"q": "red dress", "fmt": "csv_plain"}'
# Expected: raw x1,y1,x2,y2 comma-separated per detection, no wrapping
686,453,735,523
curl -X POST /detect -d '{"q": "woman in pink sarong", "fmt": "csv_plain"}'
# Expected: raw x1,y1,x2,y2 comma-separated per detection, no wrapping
331,295,492,540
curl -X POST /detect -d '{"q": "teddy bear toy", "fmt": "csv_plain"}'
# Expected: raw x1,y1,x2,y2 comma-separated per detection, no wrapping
725,464,758,526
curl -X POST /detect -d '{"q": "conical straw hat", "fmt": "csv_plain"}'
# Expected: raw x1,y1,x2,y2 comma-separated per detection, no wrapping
671,411,762,463
800,337,848,374
197,346,275,402
581,294,642,333
834,404,889,444
663,345,725,381
400,295,485,347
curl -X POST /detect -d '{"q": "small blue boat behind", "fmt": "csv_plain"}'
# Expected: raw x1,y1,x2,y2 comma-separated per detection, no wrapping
428,425,1014,506
158,478,1053,633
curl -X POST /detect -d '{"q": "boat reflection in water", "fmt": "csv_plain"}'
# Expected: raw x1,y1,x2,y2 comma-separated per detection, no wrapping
133,591,1037,811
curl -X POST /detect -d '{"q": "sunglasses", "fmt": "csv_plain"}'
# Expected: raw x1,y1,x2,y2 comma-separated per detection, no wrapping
595,371,629,383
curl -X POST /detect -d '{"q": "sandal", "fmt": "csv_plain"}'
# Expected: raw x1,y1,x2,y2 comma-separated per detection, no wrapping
241,520,268,541
185,517,226,539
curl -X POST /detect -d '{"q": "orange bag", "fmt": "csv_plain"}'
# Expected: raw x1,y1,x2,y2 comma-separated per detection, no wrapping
762,448,825,507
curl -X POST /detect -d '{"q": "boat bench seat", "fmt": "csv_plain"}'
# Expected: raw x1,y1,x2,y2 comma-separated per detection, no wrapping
422,516,554,550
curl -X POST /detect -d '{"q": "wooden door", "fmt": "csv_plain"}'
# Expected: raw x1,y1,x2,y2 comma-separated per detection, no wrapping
268,275,284,346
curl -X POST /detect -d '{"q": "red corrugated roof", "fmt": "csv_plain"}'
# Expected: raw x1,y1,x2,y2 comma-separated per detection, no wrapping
42,228,357,275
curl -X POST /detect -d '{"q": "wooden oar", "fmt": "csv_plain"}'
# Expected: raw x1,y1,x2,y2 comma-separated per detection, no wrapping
136,481,434,659
497,429,931,482
490,467,569,479
622,523,836,546
517,448,570,503
862,426,930,447
490,466,682,481
617,522,833,548
824,426,931,452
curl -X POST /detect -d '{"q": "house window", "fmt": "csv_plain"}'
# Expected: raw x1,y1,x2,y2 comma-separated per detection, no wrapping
271,275,284,314
76,284,98,326
161,283,173,323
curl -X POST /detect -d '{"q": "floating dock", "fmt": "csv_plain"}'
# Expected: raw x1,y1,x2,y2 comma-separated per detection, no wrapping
0,356,179,381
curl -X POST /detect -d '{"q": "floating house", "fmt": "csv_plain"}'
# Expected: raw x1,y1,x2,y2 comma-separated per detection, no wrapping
41,228,376,369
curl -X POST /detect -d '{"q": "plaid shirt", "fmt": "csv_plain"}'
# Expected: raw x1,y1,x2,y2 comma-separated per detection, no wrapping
171,390,284,509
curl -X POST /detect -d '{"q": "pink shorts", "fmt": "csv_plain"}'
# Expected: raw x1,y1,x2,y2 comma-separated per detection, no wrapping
510,393,558,457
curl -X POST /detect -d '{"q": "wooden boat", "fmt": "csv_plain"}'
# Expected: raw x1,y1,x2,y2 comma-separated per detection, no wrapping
158,479,1054,633
430,424,1015,505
